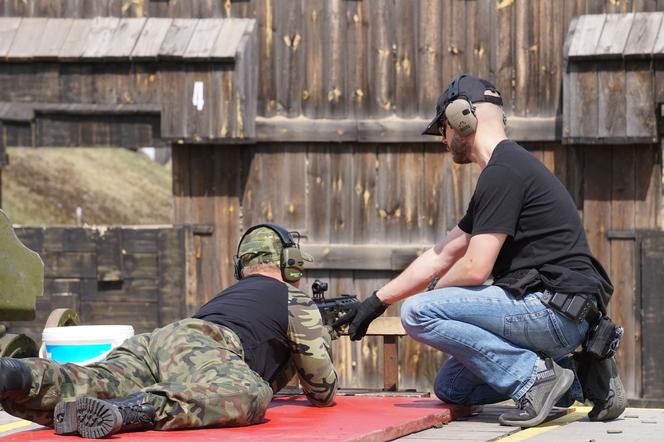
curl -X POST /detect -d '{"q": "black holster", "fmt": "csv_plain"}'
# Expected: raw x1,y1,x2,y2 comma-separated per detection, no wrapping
583,316,624,360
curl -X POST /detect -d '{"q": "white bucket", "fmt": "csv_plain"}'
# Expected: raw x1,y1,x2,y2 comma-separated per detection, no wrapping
40,325,134,366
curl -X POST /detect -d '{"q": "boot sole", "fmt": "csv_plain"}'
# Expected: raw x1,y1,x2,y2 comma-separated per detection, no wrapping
499,368,575,428
55,397,123,439
589,375,627,421
54,401,78,435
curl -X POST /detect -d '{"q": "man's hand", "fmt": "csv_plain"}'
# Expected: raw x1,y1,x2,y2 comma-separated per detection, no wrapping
332,291,389,341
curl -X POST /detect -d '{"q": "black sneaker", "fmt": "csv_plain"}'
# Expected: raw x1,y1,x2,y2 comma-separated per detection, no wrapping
574,353,626,421
54,392,155,439
498,358,574,428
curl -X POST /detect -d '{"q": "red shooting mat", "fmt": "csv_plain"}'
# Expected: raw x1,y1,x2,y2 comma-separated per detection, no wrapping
10,395,471,441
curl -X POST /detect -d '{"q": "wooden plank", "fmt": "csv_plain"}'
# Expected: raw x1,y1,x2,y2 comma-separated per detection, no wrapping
346,0,368,118
394,0,416,118
158,228,187,325
514,0,539,116
122,228,160,253
493,0,514,114
131,17,172,59
609,146,638,397
34,18,73,59
122,252,158,279
538,0,564,116
366,0,395,118
96,228,123,282
273,0,304,117
415,0,442,117
594,13,634,58
624,12,663,57
184,18,225,59
301,0,323,118
568,63,598,138
58,18,93,59
653,12,664,55
634,145,659,230
7,18,48,59
0,17,21,57
255,115,559,143
105,17,146,58
210,18,250,59
441,0,465,102
303,244,429,271
582,147,612,298
323,0,345,118
597,61,626,138
43,228,97,252
305,145,330,242
233,20,257,138
329,144,354,243
211,147,243,291
350,145,379,243
625,63,657,139
79,300,159,334
365,317,407,336
43,252,96,279
641,235,664,399
567,14,607,59
82,17,121,58
158,18,199,58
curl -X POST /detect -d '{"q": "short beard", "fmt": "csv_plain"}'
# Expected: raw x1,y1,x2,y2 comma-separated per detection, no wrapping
448,134,472,164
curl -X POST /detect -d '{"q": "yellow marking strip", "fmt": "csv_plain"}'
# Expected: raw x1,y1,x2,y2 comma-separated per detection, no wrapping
499,406,592,441
0,419,35,433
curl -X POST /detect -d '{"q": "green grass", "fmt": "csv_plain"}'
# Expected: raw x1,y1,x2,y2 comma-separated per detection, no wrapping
2,148,172,225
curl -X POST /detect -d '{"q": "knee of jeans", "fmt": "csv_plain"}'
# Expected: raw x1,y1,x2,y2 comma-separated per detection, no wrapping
433,376,473,406
400,297,431,335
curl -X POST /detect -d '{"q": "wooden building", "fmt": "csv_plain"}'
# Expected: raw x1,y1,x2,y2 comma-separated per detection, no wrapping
0,0,663,398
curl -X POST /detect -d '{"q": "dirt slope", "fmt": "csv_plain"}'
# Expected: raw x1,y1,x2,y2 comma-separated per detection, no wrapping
1,148,172,225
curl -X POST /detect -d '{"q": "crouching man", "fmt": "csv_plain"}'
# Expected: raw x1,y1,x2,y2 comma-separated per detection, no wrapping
0,223,337,439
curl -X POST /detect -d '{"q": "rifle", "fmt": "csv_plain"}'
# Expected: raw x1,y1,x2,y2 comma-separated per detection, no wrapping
311,279,359,335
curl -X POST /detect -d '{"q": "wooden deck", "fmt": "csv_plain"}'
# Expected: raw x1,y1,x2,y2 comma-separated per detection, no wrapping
2,403,662,441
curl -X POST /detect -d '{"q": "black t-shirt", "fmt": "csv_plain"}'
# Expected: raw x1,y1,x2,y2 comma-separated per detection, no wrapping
192,274,289,383
458,140,613,308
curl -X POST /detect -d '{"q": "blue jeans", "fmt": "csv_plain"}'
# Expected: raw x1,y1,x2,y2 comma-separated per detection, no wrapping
400,285,588,403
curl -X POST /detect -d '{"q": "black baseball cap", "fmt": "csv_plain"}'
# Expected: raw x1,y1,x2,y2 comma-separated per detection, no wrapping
422,74,503,136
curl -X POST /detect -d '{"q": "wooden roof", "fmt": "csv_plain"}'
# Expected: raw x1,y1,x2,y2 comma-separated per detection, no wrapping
0,17,254,61
567,12,664,60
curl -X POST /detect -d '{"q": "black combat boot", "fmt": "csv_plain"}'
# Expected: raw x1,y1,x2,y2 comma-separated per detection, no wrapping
498,357,574,428
574,352,626,421
0,358,32,400
54,392,156,439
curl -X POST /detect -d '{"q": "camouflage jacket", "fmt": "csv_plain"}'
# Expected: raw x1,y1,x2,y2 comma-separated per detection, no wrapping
270,283,338,407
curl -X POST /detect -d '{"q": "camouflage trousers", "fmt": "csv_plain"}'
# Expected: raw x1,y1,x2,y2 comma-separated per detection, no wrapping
1,318,273,430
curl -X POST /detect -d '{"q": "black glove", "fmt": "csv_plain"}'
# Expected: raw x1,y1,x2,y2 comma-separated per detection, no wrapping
332,291,389,341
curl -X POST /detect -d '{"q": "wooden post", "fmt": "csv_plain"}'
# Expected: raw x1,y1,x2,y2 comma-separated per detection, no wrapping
383,336,398,391
366,317,407,392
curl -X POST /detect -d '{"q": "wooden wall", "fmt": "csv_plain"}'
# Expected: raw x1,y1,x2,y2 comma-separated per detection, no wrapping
3,1,663,395
172,142,661,394
5,226,191,345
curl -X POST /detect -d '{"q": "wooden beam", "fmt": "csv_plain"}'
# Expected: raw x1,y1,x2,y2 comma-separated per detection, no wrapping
365,317,407,336
303,243,429,271
255,115,560,143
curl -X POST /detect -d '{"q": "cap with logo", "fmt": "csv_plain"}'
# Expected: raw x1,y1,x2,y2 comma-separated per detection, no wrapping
422,74,503,136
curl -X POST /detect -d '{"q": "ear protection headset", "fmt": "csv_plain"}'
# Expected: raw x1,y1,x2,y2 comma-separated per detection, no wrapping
234,223,305,283
442,75,478,137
